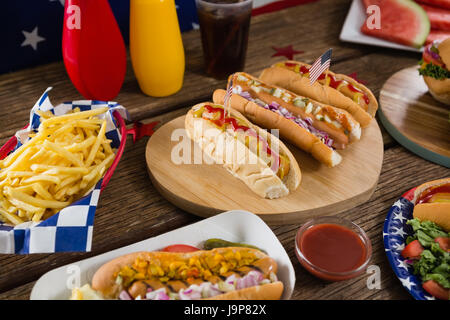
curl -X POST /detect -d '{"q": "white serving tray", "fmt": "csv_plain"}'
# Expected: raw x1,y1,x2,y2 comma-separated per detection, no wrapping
340,0,422,52
30,210,295,300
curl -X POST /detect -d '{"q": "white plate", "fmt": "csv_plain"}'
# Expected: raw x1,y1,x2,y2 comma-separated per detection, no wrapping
30,210,295,300
340,0,422,52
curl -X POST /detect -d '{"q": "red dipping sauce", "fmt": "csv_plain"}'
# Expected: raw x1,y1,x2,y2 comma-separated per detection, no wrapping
295,217,372,281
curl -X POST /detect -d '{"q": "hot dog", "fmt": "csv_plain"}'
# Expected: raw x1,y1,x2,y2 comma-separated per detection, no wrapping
71,247,284,300
185,102,301,199
213,73,362,167
259,61,378,127
412,178,450,231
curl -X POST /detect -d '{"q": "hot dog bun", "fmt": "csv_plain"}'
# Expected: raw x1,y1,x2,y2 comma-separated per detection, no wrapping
227,72,362,147
185,102,301,199
259,61,378,127
413,204,450,232
205,281,283,300
91,247,284,300
213,89,342,167
412,178,450,232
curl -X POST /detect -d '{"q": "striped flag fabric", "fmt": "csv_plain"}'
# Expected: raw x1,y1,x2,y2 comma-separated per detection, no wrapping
224,77,234,116
309,48,332,85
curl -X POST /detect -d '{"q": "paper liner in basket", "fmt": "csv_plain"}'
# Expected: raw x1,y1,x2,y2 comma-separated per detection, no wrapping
0,88,129,254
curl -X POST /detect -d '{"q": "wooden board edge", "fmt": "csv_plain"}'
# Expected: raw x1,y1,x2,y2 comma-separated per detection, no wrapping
147,163,380,225
378,108,450,168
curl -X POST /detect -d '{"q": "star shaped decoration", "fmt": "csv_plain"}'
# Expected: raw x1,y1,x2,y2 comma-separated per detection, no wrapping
392,242,405,252
192,22,199,30
128,121,159,143
271,45,304,60
392,210,407,224
392,199,405,210
21,27,45,51
391,226,407,238
399,276,415,291
397,259,410,271
424,294,436,300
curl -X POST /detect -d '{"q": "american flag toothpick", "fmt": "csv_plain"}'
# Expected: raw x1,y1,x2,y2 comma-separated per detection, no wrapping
309,48,332,85
224,77,234,117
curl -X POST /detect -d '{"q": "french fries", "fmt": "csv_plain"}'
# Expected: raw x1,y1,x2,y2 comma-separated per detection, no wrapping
0,107,115,225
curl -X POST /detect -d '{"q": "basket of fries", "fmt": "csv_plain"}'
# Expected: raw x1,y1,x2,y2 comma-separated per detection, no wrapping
0,88,129,254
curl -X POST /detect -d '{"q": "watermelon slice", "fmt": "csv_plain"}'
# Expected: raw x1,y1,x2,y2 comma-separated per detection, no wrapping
361,0,431,48
425,29,450,44
415,0,450,10
420,4,450,31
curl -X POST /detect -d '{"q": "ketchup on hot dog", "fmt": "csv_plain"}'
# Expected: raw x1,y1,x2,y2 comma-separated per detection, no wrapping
193,104,290,179
281,62,371,108
416,184,450,204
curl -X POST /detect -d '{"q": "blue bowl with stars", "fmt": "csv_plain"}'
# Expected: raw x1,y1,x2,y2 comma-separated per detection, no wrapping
383,187,437,300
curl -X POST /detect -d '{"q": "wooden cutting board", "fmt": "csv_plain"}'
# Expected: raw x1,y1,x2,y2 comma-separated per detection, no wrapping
378,66,450,168
145,115,383,224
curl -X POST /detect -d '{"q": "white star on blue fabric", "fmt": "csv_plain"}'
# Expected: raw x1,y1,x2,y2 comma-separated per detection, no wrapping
192,22,199,30
21,27,45,51
399,277,415,291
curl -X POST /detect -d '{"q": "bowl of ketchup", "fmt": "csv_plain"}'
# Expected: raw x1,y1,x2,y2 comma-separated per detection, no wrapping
295,216,372,281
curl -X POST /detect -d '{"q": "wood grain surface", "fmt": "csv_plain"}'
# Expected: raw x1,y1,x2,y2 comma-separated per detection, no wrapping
0,0,448,300
379,66,450,166
146,115,383,223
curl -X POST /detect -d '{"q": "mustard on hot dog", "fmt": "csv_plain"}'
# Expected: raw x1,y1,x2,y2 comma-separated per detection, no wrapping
71,247,284,300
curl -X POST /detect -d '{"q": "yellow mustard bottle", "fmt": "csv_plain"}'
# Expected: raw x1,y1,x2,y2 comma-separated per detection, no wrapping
130,0,185,97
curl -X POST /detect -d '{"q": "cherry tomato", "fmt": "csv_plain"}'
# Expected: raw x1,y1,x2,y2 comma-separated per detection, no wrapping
435,237,450,252
422,280,450,300
401,240,424,260
162,244,200,253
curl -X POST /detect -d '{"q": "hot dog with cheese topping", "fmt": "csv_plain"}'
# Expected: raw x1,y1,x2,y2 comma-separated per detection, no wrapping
71,247,284,300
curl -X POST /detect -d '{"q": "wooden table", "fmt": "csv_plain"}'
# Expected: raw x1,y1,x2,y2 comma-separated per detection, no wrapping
0,0,448,300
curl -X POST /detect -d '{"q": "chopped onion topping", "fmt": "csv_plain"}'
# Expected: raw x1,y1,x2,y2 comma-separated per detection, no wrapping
238,91,334,148
132,270,273,301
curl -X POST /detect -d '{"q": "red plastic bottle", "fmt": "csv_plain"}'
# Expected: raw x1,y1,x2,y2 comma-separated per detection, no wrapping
62,0,127,101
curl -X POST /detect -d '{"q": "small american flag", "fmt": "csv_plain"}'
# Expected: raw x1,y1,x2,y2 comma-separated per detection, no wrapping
224,77,234,116
309,48,332,85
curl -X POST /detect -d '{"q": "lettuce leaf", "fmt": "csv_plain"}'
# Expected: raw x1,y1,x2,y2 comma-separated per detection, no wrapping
413,250,437,277
407,219,450,289
418,60,450,80
407,218,448,247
